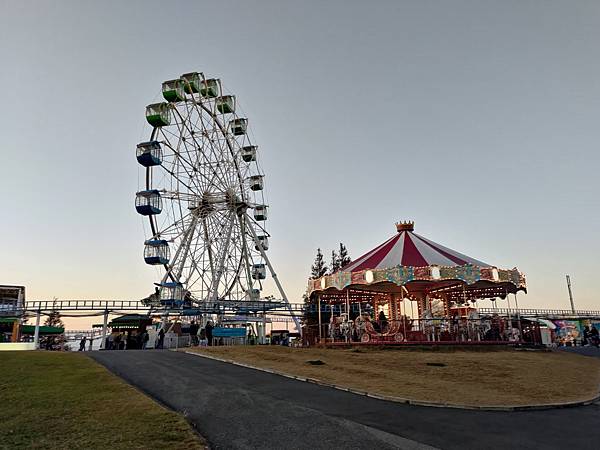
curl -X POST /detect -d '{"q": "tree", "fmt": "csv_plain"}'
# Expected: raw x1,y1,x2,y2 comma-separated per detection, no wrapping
41,298,66,350
310,248,328,279
338,243,351,268
329,250,340,274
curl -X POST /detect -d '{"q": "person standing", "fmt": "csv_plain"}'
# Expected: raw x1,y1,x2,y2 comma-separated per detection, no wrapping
113,333,121,350
158,328,165,349
78,336,87,351
189,321,199,346
205,321,214,346
584,325,591,346
591,325,600,348
141,331,149,350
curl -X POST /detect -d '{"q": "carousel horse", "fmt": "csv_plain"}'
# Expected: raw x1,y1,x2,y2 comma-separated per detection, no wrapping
506,327,520,342
420,310,435,341
339,314,353,342
328,315,340,339
329,314,353,341
354,314,368,339
467,309,483,341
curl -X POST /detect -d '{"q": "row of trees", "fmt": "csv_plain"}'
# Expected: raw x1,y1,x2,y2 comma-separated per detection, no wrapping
310,243,351,279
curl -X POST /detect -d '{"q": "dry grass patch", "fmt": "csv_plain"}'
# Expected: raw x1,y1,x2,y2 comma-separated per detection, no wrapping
0,351,206,450
188,346,600,407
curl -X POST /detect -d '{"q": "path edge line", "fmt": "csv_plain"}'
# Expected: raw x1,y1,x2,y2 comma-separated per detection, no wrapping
183,350,600,412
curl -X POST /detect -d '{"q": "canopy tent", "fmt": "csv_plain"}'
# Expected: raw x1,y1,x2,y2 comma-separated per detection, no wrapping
341,227,489,272
20,325,64,335
92,314,153,331
308,221,526,306
0,317,19,324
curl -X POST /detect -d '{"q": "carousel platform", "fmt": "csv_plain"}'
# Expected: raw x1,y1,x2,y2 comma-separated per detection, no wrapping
316,340,516,348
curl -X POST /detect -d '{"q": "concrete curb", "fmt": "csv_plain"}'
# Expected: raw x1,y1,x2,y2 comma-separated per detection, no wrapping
183,350,600,412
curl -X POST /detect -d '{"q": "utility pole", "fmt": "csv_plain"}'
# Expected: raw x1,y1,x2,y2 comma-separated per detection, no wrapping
566,274,575,313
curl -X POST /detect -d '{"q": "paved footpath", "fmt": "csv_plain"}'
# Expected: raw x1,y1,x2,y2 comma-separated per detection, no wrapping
90,350,600,450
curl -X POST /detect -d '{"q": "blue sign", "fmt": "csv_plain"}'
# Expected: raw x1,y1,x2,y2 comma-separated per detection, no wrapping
212,327,246,338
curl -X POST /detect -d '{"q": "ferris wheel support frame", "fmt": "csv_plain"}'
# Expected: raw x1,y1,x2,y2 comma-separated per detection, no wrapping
209,211,236,301
244,212,301,335
160,214,200,285
238,215,255,290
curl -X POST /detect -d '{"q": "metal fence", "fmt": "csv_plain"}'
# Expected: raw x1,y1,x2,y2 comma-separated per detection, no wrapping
304,316,542,346
163,333,192,349
478,307,600,319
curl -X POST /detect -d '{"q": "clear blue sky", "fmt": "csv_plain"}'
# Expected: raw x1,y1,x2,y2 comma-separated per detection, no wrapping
1,1,598,329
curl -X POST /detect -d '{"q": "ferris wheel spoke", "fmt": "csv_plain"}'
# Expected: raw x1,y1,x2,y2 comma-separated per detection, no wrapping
196,101,246,196
161,143,213,193
160,130,208,193
174,104,233,193
237,214,256,290
152,210,193,239
193,96,246,199
163,137,205,193
185,232,213,295
160,214,200,284
188,100,236,189
206,210,239,300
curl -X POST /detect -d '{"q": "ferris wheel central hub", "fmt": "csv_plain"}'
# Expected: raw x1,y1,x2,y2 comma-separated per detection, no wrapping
187,191,247,218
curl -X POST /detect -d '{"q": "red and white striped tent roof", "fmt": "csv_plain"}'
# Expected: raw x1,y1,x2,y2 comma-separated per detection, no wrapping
342,221,489,273
309,221,526,300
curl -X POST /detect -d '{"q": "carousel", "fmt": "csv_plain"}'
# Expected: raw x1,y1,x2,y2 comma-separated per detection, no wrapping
305,221,527,345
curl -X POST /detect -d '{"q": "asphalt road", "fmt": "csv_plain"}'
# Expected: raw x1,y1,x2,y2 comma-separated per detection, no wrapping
90,350,600,450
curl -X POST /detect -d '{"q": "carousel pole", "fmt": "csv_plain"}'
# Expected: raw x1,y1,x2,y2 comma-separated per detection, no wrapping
346,289,350,343
462,285,467,342
330,304,335,342
346,289,350,319
317,295,322,342
505,288,513,342
514,293,523,343
401,288,407,340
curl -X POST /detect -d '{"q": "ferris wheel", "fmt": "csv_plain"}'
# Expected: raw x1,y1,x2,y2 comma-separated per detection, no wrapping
135,72,293,323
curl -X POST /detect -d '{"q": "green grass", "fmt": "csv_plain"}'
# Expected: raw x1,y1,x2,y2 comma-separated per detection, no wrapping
0,352,205,450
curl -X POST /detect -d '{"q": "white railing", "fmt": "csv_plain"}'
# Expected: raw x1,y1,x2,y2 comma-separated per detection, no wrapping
478,308,600,318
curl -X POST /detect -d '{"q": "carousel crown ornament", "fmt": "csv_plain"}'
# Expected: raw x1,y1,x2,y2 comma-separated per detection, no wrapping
396,220,415,232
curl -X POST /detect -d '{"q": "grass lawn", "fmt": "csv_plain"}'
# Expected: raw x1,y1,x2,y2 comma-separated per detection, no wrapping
188,346,600,407
0,351,205,450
